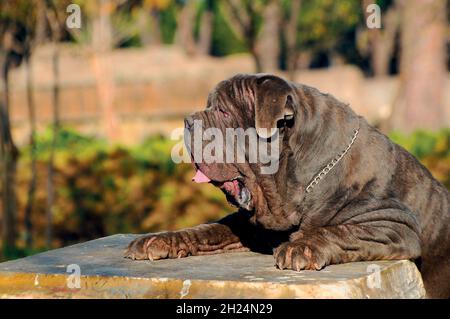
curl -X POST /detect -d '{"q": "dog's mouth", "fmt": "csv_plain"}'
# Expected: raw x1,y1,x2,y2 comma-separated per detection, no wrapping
192,169,253,210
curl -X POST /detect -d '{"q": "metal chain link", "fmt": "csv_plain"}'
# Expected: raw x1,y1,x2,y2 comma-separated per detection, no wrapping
305,128,360,194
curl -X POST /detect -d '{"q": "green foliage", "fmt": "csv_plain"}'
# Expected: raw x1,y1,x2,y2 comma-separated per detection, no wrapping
390,130,450,159
7,128,449,258
15,127,232,251
295,0,361,53
159,1,178,44
2,0,397,70
1,246,46,262
0,0,35,26
376,0,395,11
130,135,177,173
211,1,248,56
390,129,450,189
22,127,107,161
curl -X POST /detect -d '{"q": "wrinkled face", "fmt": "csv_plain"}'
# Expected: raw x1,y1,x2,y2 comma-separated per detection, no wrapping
184,74,298,230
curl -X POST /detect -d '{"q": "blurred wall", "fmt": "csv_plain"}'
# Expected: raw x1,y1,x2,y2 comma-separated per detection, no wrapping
7,45,450,145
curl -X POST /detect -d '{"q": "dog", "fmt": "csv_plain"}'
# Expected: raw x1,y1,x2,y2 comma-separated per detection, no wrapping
125,74,450,298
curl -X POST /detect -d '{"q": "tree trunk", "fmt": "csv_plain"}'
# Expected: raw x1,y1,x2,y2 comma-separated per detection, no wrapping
175,1,197,56
256,0,281,72
35,0,47,45
44,1,65,248
390,0,448,132
371,37,391,77
284,0,302,80
0,51,18,253
46,41,60,248
24,55,37,249
296,51,312,70
362,0,399,77
198,0,213,55
329,51,345,67
221,0,262,72
150,9,162,45
91,0,119,141
138,8,162,46
250,47,263,73
91,54,118,140
245,7,262,73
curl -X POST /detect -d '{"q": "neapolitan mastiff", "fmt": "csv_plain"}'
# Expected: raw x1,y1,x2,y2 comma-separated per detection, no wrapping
125,74,450,298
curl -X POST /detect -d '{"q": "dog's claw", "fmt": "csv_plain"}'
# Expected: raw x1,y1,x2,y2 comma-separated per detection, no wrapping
274,241,327,271
125,232,187,261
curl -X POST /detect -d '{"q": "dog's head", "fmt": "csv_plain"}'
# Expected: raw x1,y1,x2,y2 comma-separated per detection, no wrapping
184,74,302,231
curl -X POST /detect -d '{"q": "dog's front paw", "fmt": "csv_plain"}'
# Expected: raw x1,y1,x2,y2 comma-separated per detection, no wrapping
274,241,328,271
124,232,190,261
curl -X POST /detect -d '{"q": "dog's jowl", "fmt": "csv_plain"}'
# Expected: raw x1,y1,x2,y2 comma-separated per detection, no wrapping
125,74,450,299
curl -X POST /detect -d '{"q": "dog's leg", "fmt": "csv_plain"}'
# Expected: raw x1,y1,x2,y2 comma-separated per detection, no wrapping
124,223,247,260
274,208,422,271
124,211,286,260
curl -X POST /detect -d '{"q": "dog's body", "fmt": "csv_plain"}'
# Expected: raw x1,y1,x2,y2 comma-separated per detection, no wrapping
125,74,450,298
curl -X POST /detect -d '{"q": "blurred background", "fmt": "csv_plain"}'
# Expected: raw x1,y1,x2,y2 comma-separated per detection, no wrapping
0,0,449,261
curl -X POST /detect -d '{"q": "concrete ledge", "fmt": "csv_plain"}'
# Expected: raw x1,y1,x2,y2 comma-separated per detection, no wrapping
0,234,425,299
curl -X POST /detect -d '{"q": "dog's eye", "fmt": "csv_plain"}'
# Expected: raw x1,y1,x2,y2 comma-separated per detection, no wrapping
219,108,230,118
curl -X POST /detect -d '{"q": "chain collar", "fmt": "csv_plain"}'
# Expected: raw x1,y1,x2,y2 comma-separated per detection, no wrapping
305,127,360,194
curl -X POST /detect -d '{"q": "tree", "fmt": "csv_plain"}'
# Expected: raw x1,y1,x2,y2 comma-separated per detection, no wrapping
390,0,448,132
71,0,142,142
23,0,46,249
23,49,37,249
138,0,169,46
91,0,121,141
282,0,302,79
358,0,400,77
173,0,216,56
295,0,360,67
0,1,32,254
198,0,214,55
221,0,266,72
175,0,197,55
45,0,65,248
256,0,281,72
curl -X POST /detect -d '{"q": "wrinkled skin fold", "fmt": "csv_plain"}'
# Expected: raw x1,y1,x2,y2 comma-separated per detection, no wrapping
125,74,450,299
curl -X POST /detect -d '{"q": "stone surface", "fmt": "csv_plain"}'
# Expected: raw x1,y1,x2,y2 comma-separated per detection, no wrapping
0,234,425,299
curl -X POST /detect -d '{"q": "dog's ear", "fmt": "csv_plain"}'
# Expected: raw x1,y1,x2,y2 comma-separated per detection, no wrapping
254,75,296,139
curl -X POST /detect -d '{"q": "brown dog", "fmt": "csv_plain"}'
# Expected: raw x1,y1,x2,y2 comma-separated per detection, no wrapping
125,74,450,298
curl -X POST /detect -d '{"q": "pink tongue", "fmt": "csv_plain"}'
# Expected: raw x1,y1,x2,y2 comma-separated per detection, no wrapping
192,170,211,183
223,180,239,196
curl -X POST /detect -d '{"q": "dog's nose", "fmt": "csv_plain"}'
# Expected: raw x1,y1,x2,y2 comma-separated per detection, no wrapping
185,115,195,129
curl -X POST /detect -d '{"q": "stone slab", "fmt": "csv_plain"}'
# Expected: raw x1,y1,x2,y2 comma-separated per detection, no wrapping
0,234,425,298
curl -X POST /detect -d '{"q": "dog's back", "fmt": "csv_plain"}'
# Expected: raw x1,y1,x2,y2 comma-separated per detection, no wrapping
391,144,450,298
